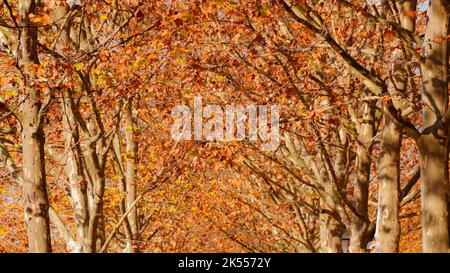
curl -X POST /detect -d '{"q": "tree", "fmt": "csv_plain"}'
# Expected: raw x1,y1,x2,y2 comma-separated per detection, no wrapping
280,0,449,252
19,0,52,253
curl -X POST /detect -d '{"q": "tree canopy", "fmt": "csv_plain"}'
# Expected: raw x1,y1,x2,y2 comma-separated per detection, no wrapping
0,0,449,253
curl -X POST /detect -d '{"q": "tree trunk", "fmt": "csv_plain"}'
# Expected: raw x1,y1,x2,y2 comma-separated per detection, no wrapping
19,0,52,253
375,0,417,253
375,108,402,252
419,0,449,253
61,91,89,252
22,103,52,253
124,98,139,251
321,213,343,253
113,133,135,253
349,101,375,253
84,145,106,253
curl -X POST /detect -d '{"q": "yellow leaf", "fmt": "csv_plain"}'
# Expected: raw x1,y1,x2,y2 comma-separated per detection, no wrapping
93,68,102,75
74,63,85,71
30,14,53,24
213,75,226,82
125,124,134,133
175,58,185,65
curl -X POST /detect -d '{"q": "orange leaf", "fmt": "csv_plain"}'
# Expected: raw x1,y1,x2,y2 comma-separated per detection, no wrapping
434,35,448,43
384,30,395,42
404,10,417,18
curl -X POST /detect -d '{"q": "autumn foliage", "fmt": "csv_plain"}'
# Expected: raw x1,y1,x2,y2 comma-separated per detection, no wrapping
0,0,449,253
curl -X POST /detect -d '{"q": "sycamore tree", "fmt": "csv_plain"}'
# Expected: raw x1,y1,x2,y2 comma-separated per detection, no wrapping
0,0,448,253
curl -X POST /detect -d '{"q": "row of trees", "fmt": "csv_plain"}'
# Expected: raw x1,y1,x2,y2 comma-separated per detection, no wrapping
0,0,449,252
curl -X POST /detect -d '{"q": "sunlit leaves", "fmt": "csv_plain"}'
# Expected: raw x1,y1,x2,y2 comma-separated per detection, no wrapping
74,63,85,71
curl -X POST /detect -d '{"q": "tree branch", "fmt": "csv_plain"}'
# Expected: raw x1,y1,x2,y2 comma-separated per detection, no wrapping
279,0,387,95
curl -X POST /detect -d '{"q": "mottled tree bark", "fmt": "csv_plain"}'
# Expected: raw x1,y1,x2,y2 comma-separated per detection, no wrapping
418,0,449,253
113,133,135,253
349,102,375,253
61,91,89,252
320,212,343,253
375,0,417,252
376,109,402,252
124,98,139,251
19,0,52,253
